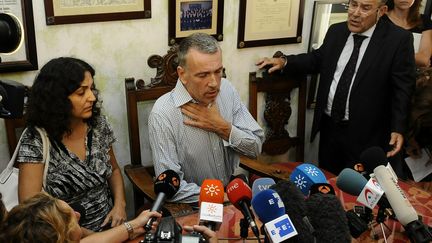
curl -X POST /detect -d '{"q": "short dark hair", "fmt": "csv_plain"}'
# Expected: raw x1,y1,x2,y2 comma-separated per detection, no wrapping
177,33,220,69
26,57,101,142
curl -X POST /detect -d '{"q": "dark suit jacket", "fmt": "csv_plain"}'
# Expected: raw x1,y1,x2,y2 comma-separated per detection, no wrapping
285,18,416,151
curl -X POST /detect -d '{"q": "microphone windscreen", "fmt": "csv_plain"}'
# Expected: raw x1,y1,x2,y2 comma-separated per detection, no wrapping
359,146,387,172
290,163,327,196
336,168,368,196
305,193,351,243
270,180,315,243
309,183,335,195
251,189,285,224
154,170,180,199
200,179,224,205
252,177,276,197
226,178,252,208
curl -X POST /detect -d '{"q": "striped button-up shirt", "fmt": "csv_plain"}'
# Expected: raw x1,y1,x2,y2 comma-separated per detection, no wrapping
149,79,264,202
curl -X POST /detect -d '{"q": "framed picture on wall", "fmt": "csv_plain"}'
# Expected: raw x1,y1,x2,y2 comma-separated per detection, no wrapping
43,0,151,25
168,0,224,46
0,0,38,73
237,0,305,48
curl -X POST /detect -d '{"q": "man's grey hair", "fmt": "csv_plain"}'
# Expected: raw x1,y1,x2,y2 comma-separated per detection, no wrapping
178,33,221,68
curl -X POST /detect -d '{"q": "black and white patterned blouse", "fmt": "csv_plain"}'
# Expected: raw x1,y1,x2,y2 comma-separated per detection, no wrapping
17,115,116,232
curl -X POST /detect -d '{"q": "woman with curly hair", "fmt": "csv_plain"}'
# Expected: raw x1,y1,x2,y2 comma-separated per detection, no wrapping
17,57,126,232
0,193,162,243
386,0,432,67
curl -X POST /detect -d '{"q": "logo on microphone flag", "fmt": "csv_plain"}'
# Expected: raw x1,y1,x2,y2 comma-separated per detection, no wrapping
265,214,298,243
357,177,384,209
203,183,222,197
199,202,223,223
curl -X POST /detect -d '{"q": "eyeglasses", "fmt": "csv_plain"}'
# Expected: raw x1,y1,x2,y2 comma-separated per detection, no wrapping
347,1,381,17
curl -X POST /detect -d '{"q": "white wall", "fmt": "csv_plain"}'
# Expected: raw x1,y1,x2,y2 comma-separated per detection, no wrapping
0,0,320,217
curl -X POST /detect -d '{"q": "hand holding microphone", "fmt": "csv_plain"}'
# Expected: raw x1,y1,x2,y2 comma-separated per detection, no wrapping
144,170,180,231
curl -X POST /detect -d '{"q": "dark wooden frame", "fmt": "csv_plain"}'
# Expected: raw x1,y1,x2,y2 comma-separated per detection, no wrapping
168,0,224,46
43,0,151,25
237,0,305,49
0,0,38,73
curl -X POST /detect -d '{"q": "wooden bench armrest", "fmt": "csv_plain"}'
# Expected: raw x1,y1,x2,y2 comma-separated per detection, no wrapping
124,164,156,201
239,156,291,181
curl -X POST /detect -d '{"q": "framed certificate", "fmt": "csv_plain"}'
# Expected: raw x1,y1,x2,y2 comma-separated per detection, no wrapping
44,0,151,25
237,0,305,48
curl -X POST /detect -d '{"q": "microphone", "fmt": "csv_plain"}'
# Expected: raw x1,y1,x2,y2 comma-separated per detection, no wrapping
145,170,180,231
374,165,432,242
230,173,249,185
337,168,387,209
198,179,224,231
252,177,276,197
251,189,298,242
270,180,316,243
305,193,352,243
373,165,417,225
309,183,335,195
226,178,260,239
290,163,327,196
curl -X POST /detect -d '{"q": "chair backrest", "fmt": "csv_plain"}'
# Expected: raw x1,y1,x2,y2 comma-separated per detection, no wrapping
4,118,26,156
249,52,307,162
125,45,179,170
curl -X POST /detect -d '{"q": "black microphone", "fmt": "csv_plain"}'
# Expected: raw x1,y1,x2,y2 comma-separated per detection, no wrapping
305,193,352,243
359,146,388,175
144,170,180,231
270,180,316,243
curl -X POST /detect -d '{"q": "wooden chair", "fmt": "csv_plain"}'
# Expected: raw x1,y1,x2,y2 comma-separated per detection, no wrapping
239,51,307,179
124,46,181,215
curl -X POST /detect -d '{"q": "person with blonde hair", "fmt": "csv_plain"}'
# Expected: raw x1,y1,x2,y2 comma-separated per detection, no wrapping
0,192,161,243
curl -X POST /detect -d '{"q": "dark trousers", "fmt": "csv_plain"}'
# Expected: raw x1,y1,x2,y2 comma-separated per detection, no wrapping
318,114,405,178
318,114,355,176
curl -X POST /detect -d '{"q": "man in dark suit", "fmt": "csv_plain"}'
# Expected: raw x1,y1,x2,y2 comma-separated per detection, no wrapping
257,0,416,175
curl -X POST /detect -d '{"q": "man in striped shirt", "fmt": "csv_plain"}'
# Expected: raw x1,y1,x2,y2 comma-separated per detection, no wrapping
149,33,264,203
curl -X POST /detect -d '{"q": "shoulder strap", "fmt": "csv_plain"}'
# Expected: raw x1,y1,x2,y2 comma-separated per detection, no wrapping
34,127,51,188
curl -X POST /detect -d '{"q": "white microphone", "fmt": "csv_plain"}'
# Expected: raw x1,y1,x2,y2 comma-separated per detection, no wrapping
373,165,418,225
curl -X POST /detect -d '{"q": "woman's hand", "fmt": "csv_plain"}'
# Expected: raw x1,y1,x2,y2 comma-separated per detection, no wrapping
101,204,127,228
128,210,162,239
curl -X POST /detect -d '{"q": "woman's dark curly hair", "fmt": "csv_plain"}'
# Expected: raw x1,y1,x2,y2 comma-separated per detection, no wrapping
26,57,101,142
387,0,422,28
